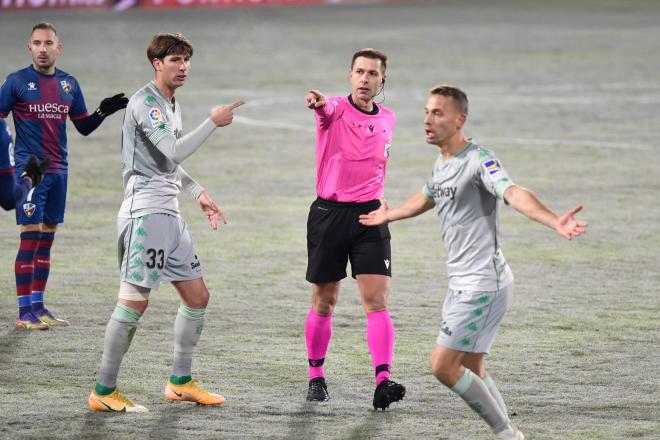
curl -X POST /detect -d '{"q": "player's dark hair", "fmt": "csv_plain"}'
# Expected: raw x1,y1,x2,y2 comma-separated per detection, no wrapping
147,33,194,66
429,84,469,114
351,48,387,72
31,22,57,37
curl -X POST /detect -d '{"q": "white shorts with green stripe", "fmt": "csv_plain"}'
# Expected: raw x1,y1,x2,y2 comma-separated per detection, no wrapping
436,284,513,354
117,213,202,289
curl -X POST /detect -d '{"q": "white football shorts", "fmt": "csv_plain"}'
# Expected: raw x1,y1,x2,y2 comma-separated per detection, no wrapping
117,213,202,289
436,284,513,353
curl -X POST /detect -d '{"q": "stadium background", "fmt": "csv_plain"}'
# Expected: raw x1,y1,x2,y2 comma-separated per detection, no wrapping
0,1,659,438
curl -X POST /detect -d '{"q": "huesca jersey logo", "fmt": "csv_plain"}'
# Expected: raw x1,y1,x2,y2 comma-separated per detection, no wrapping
60,80,72,94
23,202,36,217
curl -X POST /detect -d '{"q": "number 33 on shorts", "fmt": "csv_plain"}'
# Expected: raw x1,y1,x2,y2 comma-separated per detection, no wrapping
117,214,202,288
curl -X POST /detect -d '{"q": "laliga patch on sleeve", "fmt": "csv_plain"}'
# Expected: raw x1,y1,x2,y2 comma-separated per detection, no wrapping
149,108,163,127
481,159,502,178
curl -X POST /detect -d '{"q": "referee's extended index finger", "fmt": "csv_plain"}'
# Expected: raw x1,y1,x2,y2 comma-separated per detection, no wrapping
308,89,323,98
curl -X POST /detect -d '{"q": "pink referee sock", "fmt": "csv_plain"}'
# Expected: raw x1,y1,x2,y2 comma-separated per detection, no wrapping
367,309,395,385
305,308,333,380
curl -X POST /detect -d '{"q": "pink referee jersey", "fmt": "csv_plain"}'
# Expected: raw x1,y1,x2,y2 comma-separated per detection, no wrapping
314,95,396,202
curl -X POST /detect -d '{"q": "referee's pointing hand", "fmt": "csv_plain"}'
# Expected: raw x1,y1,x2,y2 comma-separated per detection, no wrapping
305,90,326,109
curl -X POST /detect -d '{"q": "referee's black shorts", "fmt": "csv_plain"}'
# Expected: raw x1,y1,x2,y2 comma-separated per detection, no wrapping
306,197,392,284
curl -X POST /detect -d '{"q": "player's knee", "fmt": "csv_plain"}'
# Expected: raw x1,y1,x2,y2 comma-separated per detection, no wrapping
462,362,486,379
21,223,41,233
42,222,57,232
429,354,454,385
193,289,210,308
118,281,151,313
118,299,149,314
183,287,210,309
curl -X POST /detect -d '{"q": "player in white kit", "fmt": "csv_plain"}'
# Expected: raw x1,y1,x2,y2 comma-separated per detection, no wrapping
359,85,587,439
88,32,244,413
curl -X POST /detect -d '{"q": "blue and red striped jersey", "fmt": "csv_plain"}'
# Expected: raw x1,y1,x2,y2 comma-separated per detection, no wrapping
0,65,88,174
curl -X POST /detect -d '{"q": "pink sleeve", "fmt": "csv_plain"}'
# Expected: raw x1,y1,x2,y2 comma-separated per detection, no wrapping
313,97,339,129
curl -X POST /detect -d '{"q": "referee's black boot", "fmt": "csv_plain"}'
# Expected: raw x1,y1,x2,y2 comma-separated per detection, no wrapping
373,379,405,410
306,377,329,402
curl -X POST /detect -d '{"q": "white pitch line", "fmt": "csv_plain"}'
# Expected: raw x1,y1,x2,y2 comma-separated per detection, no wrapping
486,137,654,151
233,115,314,132
226,84,658,151
232,115,654,151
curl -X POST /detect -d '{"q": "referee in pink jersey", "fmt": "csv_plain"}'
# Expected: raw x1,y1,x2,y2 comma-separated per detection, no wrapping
303,48,405,410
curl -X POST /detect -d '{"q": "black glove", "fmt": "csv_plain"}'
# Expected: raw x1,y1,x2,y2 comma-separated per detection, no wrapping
21,155,51,188
95,93,129,118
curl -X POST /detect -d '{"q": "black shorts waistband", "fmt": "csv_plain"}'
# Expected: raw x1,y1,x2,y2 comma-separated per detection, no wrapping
314,197,381,209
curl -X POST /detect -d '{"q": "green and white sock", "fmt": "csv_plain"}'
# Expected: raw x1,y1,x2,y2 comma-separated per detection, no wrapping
95,303,142,392
172,304,206,377
483,374,509,419
451,368,509,434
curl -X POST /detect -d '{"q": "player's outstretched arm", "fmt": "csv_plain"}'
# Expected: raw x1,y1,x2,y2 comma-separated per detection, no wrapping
197,191,227,231
154,101,245,164
359,193,435,226
73,92,129,136
504,185,588,240
304,90,326,109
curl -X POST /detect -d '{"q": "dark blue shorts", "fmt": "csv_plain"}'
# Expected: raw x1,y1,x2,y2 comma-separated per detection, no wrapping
16,173,68,225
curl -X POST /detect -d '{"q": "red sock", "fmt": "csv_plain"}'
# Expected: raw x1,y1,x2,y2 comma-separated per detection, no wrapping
31,231,54,314
15,231,40,317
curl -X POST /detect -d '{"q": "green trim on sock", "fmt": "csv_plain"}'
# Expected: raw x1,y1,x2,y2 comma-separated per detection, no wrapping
178,304,206,319
112,303,142,322
169,375,192,385
95,383,116,396
451,368,474,396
